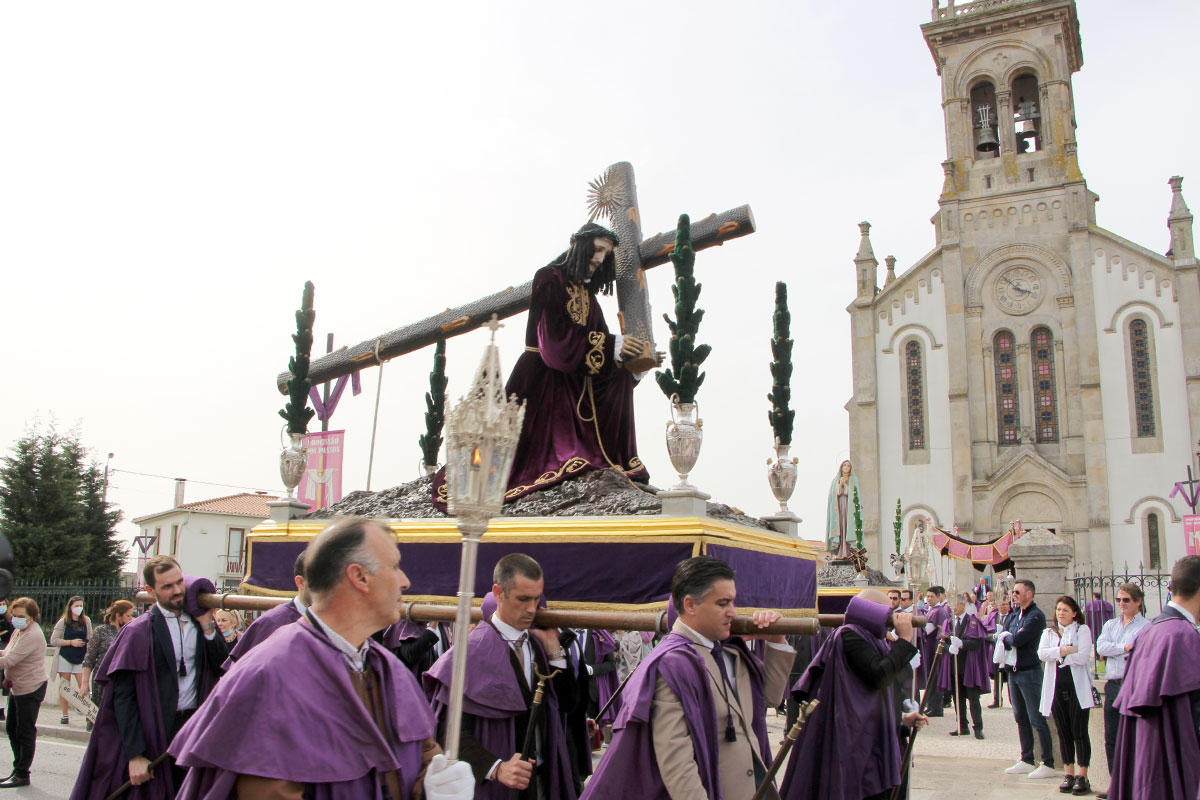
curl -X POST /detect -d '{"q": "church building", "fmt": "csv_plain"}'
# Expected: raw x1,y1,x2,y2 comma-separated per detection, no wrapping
847,0,1197,578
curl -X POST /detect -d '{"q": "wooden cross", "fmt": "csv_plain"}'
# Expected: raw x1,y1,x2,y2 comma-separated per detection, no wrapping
276,161,755,392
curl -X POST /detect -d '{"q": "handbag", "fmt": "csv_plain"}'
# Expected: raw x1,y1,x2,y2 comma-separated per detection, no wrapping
1090,684,1102,706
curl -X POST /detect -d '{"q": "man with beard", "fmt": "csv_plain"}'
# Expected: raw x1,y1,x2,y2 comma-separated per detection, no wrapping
69,556,229,799
433,223,660,509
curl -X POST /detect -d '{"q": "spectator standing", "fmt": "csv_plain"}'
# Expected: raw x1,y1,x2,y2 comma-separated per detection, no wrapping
50,595,92,725
0,598,49,787
1093,583,1149,800
1038,595,1095,795
1083,592,1114,655
0,598,12,723
1000,579,1057,779
214,609,242,647
80,600,134,732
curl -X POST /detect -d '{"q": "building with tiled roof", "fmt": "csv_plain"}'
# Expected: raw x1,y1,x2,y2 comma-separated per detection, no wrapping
132,480,278,589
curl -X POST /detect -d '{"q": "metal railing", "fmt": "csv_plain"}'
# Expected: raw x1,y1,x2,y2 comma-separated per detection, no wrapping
932,0,1036,21
1071,562,1172,619
8,578,139,621
221,556,243,575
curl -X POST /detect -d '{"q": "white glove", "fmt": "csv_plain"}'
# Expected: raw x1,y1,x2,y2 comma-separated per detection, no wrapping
902,699,919,714
424,754,475,800
924,623,935,634
909,651,921,670
950,636,963,649
948,643,960,656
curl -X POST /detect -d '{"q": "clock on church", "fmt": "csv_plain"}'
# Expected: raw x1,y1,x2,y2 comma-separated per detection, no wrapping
994,266,1043,314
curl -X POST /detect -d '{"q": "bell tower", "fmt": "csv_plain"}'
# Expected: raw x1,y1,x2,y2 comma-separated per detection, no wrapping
922,0,1087,208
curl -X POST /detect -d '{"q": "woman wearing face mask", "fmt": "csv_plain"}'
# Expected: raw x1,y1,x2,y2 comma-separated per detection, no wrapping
80,600,134,731
214,609,243,646
0,598,48,787
49,596,91,725
0,599,12,723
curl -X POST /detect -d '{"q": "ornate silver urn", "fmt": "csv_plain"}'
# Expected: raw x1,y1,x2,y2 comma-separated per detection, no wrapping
665,395,703,489
279,431,307,499
766,439,799,514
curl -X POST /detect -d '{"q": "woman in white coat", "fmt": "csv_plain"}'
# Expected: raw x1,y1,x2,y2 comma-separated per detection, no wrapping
1038,595,1095,795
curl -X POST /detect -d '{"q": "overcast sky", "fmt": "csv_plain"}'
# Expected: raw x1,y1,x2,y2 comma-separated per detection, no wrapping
2,1,1197,568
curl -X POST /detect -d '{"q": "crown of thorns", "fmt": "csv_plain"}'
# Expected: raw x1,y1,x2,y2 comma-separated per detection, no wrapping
570,222,619,247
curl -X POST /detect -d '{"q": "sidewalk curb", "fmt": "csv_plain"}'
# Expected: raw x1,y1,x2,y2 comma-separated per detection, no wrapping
36,722,90,744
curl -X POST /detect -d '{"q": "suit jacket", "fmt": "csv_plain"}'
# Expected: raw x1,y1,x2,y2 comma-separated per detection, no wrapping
581,629,618,708
651,620,791,800
112,605,229,760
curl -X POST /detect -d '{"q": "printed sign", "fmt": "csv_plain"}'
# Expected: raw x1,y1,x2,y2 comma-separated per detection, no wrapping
298,430,344,512
58,676,99,723
1185,514,1200,556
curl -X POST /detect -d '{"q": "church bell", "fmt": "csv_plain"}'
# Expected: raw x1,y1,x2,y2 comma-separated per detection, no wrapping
975,125,999,152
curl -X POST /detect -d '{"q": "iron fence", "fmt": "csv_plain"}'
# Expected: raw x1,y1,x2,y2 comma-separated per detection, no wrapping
8,578,140,623
1071,562,1172,621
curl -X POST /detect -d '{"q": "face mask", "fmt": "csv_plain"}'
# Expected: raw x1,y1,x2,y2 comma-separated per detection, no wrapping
11,618,27,630
0,605,7,615
72,606,83,617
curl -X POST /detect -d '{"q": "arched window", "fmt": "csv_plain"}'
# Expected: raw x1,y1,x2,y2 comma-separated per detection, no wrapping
1031,327,1058,442
1130,319,1155,437
969,81,1000,159
1011,73,1041,153
994,331,1019,445
905,340,926,450
1146,512,1162,570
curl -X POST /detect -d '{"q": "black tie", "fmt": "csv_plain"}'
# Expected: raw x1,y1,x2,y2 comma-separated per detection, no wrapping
710,641,738,742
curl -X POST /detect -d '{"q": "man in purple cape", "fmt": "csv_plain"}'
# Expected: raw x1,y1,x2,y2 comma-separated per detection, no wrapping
1083,592,1114,654
171,517,473,800
581,556,792,800
432,223,654,509
916,586,951,716
382,619,449,677
223,549,309,670
1109,555,1200,800
779,590,925,800
424,553,579,799
69,559,228,800
937,595,989,738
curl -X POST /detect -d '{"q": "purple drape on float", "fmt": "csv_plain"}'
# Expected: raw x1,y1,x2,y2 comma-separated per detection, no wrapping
705,543,815,609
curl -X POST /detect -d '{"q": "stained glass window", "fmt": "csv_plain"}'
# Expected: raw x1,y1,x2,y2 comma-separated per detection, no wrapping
994,331,1019,445
1031,327,1058,442
1147,512,1161,570
905,340,925,450
1130,319,1155,437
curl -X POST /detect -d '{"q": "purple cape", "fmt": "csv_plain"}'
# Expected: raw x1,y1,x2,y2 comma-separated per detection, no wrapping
937,615,990,692
223,599,300,669
1084,599,1114,640
171,620,434,799
591,629,620,725
431,265,646,508
1109,611,1200,800
916,602,951,686
423,621,576,800
581,630,770,800
780,597,901,800
70,577,218,800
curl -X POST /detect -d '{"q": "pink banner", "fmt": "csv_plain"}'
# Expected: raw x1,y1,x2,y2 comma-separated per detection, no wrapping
298,430,344,512
1185,514,1200,556
930,527,1016,567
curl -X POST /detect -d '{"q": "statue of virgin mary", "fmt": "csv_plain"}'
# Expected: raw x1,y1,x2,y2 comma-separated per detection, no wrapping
825,460,859,557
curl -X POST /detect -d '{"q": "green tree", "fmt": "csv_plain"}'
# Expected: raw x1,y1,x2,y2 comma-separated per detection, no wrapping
853,485,864,550
0,427,125,582
656,214,711,405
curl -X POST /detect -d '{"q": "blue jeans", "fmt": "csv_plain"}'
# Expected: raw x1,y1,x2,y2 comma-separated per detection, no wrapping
1009,666,1054,767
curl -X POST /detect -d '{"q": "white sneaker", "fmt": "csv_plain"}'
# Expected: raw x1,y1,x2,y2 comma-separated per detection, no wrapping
1028,765,1057,779
1005,761,1036,774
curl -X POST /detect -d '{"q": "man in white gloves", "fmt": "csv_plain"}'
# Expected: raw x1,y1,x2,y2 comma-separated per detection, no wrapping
170,516,476,799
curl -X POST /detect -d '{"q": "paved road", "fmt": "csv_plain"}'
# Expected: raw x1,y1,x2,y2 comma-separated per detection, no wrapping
0,734,86,797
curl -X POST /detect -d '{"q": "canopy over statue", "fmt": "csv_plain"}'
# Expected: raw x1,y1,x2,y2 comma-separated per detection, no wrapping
434,222,656,506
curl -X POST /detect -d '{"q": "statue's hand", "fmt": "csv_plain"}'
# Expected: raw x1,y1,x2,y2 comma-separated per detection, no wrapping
653,350,665,367
620,335,645,360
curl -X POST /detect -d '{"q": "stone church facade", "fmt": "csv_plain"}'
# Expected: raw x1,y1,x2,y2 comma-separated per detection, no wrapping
848,0,1198,579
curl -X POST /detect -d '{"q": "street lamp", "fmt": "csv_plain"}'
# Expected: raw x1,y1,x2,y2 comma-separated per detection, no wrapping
441,316,526,761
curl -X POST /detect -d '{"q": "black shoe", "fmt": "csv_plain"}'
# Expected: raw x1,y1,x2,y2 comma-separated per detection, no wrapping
1096,792,1107,799
986,702,1001,708
949,729,970,736
0,775,30,788
927,710,944,717
1059,776,1077,793
1072,777,1091,795
974,729,985,739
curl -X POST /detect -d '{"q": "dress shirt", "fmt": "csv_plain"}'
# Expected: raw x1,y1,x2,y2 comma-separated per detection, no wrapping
677,621,793,693
490,616,567,688
1165,600,1197,625
156,603,217,711
306,609,369,673
1094,614,1150,680
292,596,308,618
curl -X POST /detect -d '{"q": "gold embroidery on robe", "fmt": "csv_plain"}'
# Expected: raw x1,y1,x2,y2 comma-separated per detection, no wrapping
566,284,590,326
585,332,605,375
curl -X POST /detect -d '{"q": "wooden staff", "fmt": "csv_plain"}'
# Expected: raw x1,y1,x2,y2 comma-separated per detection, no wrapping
519,665,560,762
749,699,819,800
136,592,925,638
104,752,172,800
890,635,951,800
593,666,636,723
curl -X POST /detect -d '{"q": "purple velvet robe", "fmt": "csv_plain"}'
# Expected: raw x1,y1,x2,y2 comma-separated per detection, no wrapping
1109,608,1200,800
432,265,646,509
222,599,300,669
1084,599,1114,644
779,598,902,800
423,621,576,800
581,631,770,799
171,621,433,799
591,629,621,725
937,615,990,693
70,576,219,800
916,601,951,687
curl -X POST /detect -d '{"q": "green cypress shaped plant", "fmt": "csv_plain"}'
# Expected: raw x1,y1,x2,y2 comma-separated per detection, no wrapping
419,340,448,469
656,214,711,405
853,485,864,549
279,281,316,435
894,498,903,554
767,282,794,445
